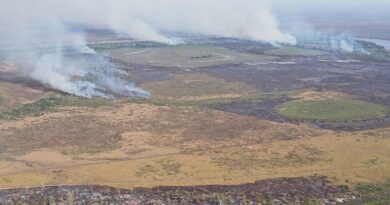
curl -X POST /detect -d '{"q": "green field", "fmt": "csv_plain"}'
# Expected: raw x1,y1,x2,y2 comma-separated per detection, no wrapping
275,99,388,121
348,181,390,204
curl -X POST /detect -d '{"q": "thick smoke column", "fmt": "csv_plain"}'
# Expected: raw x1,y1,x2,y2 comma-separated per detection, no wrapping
0,1,153,98
30,49,151,98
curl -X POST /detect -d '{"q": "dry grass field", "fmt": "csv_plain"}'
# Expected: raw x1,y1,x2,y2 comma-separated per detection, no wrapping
1,38,390,204
0,90,389,190
141,73,256,100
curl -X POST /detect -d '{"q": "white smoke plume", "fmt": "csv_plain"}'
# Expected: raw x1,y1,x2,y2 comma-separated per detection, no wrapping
0,0,296,44
49,0,296,44
282,21,368,53
0,0,296,98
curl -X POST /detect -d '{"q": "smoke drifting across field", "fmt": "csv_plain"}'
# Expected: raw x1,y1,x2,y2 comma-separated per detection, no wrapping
1,0,386,97
0,0,297,98
54,0,297,45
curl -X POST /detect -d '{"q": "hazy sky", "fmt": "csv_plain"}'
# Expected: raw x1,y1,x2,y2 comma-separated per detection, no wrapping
271,0,390,9
270,0,390,18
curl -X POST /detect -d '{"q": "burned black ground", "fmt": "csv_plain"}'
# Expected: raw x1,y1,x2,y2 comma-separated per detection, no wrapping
0,176,354,205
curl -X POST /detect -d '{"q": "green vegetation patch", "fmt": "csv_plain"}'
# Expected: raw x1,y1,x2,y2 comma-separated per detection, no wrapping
0,96,112,120
274,99,388,121
347,181,390,205
264,47,326,56
0,96,4,106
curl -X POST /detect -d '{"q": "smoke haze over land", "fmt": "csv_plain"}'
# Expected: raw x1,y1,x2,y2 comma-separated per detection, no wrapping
0,0,295,98
0,0,389,97
0,0,297,44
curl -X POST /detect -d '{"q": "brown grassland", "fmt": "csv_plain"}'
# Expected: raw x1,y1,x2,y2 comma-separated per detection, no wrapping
0,89,389,190
1,44,390,200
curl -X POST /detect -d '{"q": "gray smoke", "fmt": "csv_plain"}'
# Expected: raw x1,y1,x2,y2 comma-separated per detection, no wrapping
2,21,150,98
29,49,150,98
1,0,385,98
286,25,361,53
0,0,297,98
47,0,297,44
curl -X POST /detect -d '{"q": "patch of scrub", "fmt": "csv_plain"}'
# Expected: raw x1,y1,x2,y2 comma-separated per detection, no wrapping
212,145,329,171
0,95,112,120
275,99,388,121
135,159,182,177
1,115,122,155
351,181,390,204
0,96,4,106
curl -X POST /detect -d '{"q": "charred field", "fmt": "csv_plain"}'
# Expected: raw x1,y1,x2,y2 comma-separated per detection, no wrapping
0,176,354,205
1,33,390,204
